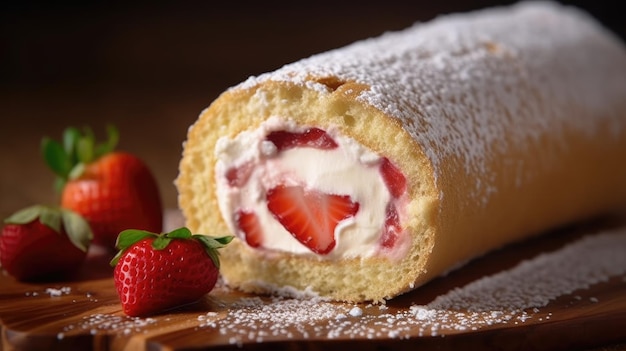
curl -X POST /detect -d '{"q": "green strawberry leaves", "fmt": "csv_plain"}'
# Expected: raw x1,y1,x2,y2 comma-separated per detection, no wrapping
60,209,94,252
110,227,233,269
42,125,119,192
193,234,234,269
5,205,47,226
4,205,93,252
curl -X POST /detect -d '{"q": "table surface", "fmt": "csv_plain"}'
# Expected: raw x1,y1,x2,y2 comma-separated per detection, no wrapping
1,211,626,351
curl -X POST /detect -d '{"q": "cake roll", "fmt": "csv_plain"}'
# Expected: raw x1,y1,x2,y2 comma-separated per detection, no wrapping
176,2,626,302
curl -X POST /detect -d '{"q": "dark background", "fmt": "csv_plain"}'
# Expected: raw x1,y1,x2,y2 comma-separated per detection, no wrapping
1,0,624,218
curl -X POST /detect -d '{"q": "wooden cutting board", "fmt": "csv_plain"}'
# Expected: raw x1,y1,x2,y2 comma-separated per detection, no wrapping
1,211,626,351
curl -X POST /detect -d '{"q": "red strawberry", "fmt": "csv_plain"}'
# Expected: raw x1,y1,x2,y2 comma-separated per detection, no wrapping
235,210,263,248
265,128,338,151
0,205,92,281
380,157,407,198
266,185,359,255
43,125,163,250
379,203,400,249
110,227,233,317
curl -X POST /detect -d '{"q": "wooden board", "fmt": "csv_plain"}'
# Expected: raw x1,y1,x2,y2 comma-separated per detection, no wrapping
2,211,626,351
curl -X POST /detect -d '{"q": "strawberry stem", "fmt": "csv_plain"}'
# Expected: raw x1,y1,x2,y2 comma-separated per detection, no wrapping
41,138,73,180
4,205,44,225
38,206,62,233
152,236,172,250
193,235,234,269
3,205,93,253
62,127,81,165
109,228,233,268
42,124,120,192
60,209,93,252
168,227,193,239
76,133,95,164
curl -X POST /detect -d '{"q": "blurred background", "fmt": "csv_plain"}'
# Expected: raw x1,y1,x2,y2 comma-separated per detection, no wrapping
1,0,624,219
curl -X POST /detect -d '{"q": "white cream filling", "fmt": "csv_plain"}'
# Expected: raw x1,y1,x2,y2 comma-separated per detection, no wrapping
215,116,400,259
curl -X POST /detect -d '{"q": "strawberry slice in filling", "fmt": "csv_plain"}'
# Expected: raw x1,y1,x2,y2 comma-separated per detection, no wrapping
266,128,339,151
266,185,360,255
235,210,263,248
214,118,408,259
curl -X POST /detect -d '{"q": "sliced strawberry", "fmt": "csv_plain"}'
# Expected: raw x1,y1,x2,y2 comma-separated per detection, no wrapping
266,185,359,255
235,210,263,248
380,157,407,199
265,128,338,151
380,203,400,249
226,162,253,187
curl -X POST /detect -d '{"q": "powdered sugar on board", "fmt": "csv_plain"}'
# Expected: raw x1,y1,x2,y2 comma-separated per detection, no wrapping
235,2,626,204
195,227,626,344
427,231,626,312
3,219,625,348
57,314,157,340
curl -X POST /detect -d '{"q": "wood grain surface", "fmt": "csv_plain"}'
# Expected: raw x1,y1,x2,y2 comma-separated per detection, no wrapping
2,210,626,351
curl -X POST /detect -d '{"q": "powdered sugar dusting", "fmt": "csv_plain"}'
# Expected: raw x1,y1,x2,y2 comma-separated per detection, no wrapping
428,230,626,311
45,286,72,297
195,228,626,343
235,2,626,204
57,313,157,340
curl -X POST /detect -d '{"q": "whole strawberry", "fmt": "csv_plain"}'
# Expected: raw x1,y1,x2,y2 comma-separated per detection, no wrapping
42,125,163,250
0,205,92,281
110,227,233,317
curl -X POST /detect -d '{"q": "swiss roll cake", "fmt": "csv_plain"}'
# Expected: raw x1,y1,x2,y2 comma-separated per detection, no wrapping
176,1,626,302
